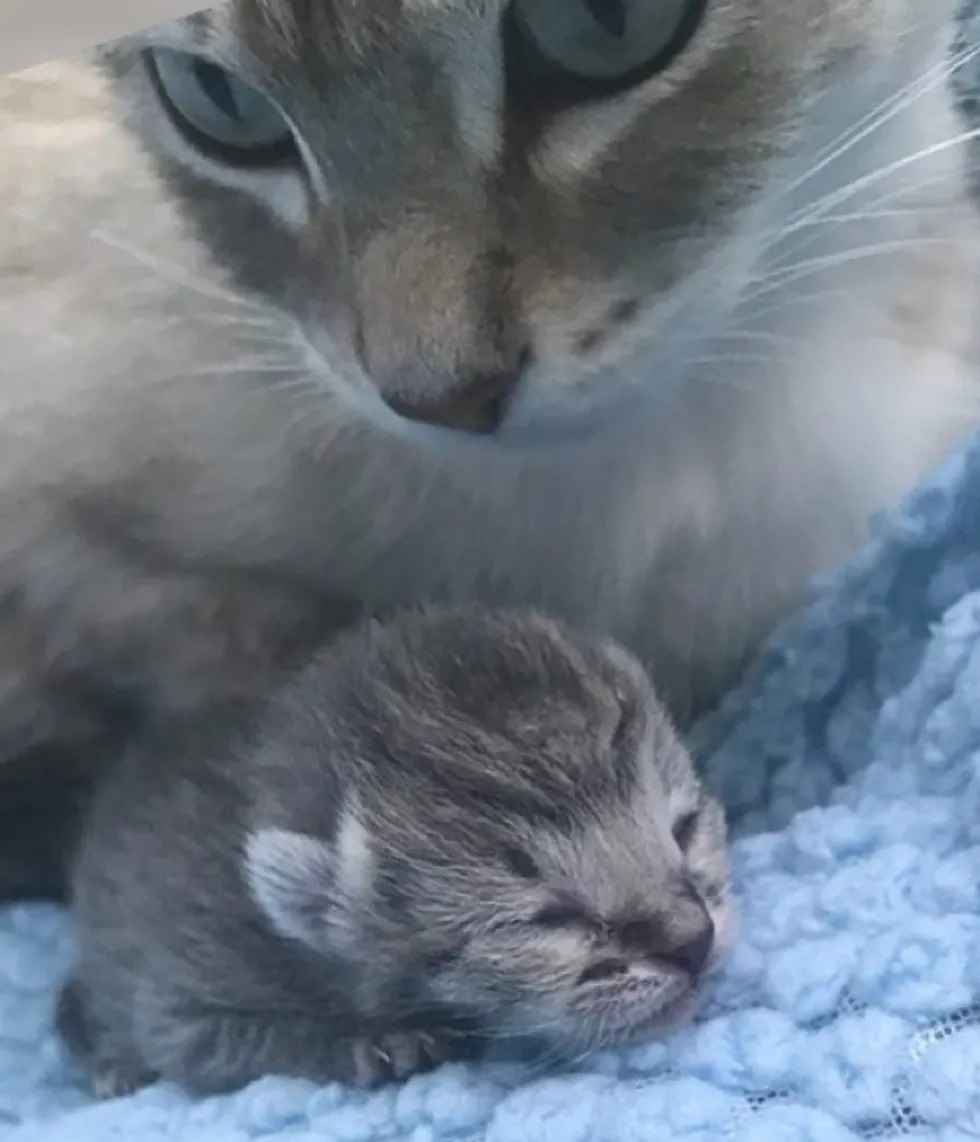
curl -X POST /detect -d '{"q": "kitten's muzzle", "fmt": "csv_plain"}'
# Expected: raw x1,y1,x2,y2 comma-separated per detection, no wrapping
599,894,716,982
662,915,714,977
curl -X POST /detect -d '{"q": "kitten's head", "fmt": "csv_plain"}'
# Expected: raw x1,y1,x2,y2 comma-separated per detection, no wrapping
244,608,732,1055
102,0,949,441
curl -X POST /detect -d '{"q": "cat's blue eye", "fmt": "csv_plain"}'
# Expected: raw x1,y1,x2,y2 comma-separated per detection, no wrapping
145,48,297,165
506,0,706,105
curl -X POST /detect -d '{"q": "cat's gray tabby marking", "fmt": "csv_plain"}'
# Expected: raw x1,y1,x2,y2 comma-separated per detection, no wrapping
0,2,979,897
59,608,731,1096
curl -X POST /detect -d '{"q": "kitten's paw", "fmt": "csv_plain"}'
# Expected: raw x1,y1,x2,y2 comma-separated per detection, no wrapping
350,1030,450,1087
91,1059,157,1100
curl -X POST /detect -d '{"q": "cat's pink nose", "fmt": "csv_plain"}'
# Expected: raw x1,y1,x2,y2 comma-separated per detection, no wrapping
384,365,524,435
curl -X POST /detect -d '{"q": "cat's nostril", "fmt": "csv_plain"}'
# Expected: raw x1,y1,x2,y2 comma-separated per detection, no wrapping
384,361,527,435
662,916,715,977
578,959,628,986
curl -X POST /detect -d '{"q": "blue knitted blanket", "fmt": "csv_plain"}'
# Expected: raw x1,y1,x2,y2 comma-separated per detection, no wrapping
4,435,980,1142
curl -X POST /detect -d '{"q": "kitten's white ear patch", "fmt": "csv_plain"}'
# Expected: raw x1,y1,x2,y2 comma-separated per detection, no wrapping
244,828,338,947
334,806,374,903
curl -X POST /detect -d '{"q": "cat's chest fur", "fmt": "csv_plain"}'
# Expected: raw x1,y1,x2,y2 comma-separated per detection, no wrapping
0,12,979,739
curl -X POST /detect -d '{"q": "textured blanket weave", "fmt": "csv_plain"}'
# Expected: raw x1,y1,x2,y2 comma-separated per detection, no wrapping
4,8,980,1136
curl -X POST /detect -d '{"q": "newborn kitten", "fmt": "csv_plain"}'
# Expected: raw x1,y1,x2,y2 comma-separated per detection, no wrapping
58,608,731,1097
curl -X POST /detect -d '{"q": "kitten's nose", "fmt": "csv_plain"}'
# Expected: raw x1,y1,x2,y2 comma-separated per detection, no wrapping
385,367,521,435
662,911,715,977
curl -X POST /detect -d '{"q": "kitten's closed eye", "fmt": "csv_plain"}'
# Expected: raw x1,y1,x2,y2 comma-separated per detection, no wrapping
672,810,700,852
533,900,586,929
504,847,540,880
578,959,627,984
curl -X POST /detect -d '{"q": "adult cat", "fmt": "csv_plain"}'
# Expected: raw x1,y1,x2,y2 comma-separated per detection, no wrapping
0,0,978,898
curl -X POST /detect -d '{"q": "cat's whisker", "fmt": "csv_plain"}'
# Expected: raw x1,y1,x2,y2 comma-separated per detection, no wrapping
90,228,270,314
689,352,782,370
189,312,286,332
734,286,856,327
761,202,948,273
688,345,980,420
774,39,980,209
704,330,800,350
785,205,939,228
228,339,307,358
192,324,299,348
268,377,329,399
177,364,308,380
731,287,849,328
741,234,964,306
684,360,779,395
759,150,980,274
185,313,309,357
769,125,980,247
144,363,311,395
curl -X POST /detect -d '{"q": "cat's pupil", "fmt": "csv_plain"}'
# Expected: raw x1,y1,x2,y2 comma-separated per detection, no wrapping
584,0,628,39
192,61,242,123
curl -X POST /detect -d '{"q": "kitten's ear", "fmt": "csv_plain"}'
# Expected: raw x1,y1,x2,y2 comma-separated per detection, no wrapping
244,828,340,948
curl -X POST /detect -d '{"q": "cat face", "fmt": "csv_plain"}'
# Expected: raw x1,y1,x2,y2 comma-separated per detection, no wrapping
245,609,732,1054
102,0,952,440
